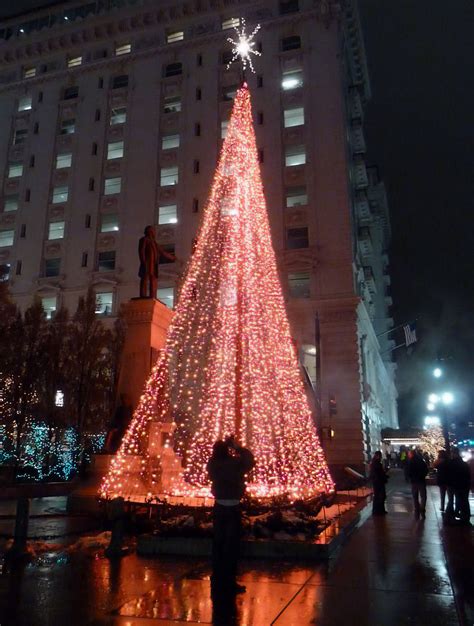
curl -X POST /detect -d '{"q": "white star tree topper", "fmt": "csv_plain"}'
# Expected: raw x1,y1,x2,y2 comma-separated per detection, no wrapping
226,19,261,73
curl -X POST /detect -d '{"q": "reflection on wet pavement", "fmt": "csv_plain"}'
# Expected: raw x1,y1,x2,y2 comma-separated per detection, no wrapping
0,471,471,625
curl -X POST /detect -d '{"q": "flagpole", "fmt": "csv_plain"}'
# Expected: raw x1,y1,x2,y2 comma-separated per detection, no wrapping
376,318,418,340
381,342,407,357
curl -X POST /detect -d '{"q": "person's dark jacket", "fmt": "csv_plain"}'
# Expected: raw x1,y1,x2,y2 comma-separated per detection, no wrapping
448,457,470,490
369,459,388,488
435,459,450,486
207,446,255,500
407,455,428,484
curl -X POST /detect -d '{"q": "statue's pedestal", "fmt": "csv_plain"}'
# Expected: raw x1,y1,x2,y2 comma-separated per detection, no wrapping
118,298,173,410
67,454,115,514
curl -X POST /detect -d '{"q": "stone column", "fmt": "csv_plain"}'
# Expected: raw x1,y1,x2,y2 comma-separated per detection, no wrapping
118,298,173,410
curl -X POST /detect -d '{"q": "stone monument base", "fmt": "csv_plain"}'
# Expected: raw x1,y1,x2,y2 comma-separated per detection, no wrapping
67,454,115,515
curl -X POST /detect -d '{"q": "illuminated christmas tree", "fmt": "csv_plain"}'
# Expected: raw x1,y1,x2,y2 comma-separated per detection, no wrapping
101,82,334,502
419,425,445,460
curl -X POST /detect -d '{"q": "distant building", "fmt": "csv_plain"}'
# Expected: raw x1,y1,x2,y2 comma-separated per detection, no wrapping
0,0,397,474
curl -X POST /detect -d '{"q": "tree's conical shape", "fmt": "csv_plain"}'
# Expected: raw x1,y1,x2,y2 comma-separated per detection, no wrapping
101,85,334,501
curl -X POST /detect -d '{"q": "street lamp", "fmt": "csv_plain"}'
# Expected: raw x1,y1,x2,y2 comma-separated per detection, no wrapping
426,402,436,411
441,391,454,405
433,367,443,378
428,393,439,404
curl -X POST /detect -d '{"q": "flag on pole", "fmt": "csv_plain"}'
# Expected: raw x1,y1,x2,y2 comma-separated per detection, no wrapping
403,322,417,347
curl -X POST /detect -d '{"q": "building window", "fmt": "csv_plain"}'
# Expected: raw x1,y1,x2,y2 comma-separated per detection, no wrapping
16,260,22,275
164,62,182,78
115,43,131,56
63,86,79,100
24,67,36,78
258,149,264,163
41,296,57,319
29,155,35,168
4,195,19,212
163,95,181,113
60,118,76,134
0,230,14,247
167,30,184,43
20,224,26,238
257,111,264,125
157,287,174,308
112,74,128,89
196,87,202,100
281,68,303,90
284,107,304,128
13,129,28,145
67,55,82,67
257,75,263,88
222,17,240,30
25,189,31,202
34,122,39,134
91,142,98,156
158,204,177,225
288,272,310,298
281,35,301,51
85,214,91,228
95,108,101,121
286,227,309,249
56,153,72,169
195,122,201,136
159,245,175,264
38,91,43,103
89,177,95,191
18,96,32,111
192,198,199,213
52,186,69,204
97,251,116,271
160,166,178,186
8,162,23,178
162,133,180,150
110,106,127,125
45,258,61,277
286,186,308,207
48,221,65,240
285,144,306,167
222,84,237,101
107,141,124,160
95,292,113,315
193,160,200,174
104,177,122,195
221,120,229,139
81,252,88,267
197,53,203,66
280,0,299,15
100,214,119,232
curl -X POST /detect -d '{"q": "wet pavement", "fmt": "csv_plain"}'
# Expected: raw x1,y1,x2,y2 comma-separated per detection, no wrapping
0,471,472,625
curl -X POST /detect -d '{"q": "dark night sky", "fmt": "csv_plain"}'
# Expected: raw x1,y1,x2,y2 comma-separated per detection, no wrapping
1,1,473,427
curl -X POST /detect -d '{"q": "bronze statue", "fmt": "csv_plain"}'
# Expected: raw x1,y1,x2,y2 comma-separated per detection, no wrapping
138,225,176,298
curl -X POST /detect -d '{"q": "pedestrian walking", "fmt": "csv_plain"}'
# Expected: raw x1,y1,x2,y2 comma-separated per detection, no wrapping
445,448,471,526
434,449,449,512
406,449,428,519
369,451,388,515
207,435,255,596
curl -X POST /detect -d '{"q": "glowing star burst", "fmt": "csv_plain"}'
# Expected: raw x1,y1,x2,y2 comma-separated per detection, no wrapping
100,84,334,504
226,19,261,73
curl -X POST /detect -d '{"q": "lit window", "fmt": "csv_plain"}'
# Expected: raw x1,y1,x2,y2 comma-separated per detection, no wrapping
8,162,23,178
4,195,19,212
56,153,72,169
48,221,65,240
160,166,178,187
222,85,237,101
67,56,82,68
45,258,60,277
107,141,124,160
157,287,174,308
285,144,306,167
288,272,310,298
159,245,175,264
286,186,308,207
18,96,32,111
110,106,127,125
286,227,309,249
95,292,113,315
221,120,229,139
60,118,76,134
13,129,28,145
164,63,182,78
281,68,303,90
222,17,240,30
0,230,14,247
24,67,36,79
100,214,119,232
41,296,57,319
167,30,184,43
161,133,180,150
104,178,122,195
163,95,181,113
284,107,304,127
112,75,128,89
115,43,131,56
55,390,64,407
281,35,301,52
52,186,69,204
97,251,116,271
158,204,177,225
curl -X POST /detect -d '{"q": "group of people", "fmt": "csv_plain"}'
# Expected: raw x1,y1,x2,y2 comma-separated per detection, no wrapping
370,446,472,525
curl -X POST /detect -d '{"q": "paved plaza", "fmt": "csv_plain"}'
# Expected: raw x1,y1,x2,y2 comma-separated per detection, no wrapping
0,471,472,626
